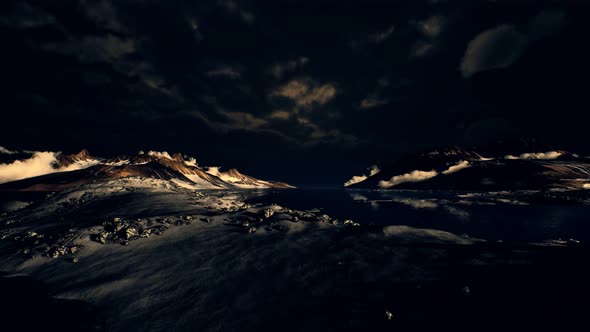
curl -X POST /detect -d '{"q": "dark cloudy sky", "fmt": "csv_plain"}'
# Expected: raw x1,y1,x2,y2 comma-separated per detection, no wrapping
1,0,589,185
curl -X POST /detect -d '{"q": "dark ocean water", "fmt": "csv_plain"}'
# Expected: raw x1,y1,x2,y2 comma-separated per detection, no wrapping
247,188,590,243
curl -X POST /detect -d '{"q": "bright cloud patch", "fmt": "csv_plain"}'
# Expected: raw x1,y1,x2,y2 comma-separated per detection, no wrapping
442,160,471,175
272,79,336,107
505,151,562,160
344,165,380,187
185,157,198,166
147,151,173,160
378,170,438,188
0,151,100,184
206,166,222,177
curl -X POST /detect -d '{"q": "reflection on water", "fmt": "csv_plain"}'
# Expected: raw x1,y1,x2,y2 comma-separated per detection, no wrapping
248,189,590,243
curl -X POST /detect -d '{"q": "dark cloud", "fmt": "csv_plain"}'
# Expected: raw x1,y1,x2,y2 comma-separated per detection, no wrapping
1,0,589,185
266,57,309,79
528,9,567,40
0,1,58,29
271,79,337,108
205,66,242,79
460,24,528,77
460,8,569,78
39,33,135,63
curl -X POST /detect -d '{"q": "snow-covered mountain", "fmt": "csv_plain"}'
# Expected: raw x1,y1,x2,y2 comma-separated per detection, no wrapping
345,145,590,191
0,150,294,191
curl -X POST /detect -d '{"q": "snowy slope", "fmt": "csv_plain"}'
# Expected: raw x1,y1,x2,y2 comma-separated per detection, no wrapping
346,146,590,191
0,150,294,191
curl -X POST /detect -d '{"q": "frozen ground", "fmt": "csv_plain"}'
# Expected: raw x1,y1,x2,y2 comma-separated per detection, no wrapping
1,183,589,331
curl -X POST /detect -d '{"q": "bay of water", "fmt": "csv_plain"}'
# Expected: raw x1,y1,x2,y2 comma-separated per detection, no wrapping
248,188,590,243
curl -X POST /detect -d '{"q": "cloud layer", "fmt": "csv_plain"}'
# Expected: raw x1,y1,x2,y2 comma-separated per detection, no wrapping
272,80,337,108
0,151,100,184
505,151,563,160
344,165,380,187
378,170,438,188
460,25,528,77
378,160,472,188
441,160,471,174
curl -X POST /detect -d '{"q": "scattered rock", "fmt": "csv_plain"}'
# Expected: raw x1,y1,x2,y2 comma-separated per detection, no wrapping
273,225,288,232
248,227,257,234
385,310,394,321
123,227,138,239
262,209,275,218
97,231,110,244
92,218,167,244
140,229,152,238
47,246,68,258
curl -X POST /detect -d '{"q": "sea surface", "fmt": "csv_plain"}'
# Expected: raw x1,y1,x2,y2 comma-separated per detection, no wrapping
248,188,590,243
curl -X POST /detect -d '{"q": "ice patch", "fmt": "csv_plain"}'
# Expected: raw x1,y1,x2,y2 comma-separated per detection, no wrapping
382,225,477,244
392,198,438,209
349,193,369,201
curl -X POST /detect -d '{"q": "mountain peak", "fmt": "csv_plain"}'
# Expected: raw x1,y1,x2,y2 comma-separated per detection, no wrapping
56,149,95,168
171,153,185,162
345,144,588,190
225,168,242,176
74,149,91,159
0,148,295,190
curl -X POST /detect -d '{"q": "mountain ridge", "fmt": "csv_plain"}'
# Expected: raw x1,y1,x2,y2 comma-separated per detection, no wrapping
346,145,590,191
0,149,295,191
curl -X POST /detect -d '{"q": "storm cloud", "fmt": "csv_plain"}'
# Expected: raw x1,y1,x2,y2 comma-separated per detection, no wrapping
0,0,588,186
460,25,528,77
